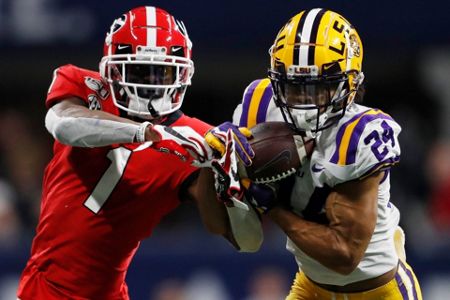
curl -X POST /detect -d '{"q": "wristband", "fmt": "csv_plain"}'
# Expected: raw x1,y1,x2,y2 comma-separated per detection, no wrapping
136,121,152,143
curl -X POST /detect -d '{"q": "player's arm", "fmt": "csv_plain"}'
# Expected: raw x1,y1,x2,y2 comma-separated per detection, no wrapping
46,97,160,147
267,172,381,275
188,167,263,252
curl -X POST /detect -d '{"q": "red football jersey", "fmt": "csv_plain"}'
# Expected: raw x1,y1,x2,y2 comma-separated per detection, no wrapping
18,65,212,300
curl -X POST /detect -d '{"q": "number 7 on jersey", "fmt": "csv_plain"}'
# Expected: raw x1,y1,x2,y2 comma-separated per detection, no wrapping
84,147,132,213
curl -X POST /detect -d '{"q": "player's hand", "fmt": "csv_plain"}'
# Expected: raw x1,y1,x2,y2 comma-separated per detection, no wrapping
210,129,248,210
150,125,213,167
205,122,254,166
242,175,295,214
241,179,278,214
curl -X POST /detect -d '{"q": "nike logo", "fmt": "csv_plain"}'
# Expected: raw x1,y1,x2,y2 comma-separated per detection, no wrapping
254,150,292,175
172,46,183,53
311,163,325,173
117,45,130,50
322,62,341,73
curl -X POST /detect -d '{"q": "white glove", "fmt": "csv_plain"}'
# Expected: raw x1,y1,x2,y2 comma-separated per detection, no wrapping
151,125,214,167
210,129,248,210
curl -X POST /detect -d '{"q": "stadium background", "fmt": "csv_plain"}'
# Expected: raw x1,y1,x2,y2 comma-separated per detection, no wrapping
1,0,450,299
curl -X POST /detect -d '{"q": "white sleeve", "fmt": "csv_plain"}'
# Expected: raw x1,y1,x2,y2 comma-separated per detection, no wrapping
226,197,263,252
354,118,401,177
45,108,149,147
232,103,243,126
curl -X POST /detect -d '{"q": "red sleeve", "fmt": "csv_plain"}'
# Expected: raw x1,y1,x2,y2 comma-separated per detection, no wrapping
165,114,213,199
46,64,89,108
190,117,213,135
172,114,213,135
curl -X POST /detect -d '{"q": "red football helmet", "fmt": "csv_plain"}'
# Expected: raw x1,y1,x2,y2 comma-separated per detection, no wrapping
100,6,194,119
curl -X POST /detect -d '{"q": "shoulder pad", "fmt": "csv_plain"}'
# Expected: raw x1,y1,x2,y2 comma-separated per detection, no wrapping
46,64,100,109
237,79,274,127
326,109,401,182
54,64,83,79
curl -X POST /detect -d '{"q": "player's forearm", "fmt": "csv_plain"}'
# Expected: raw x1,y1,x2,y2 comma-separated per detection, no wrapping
267,207,362,275
193,168,230,235
46,97,159,147
193,168,263,252
225,197,263,252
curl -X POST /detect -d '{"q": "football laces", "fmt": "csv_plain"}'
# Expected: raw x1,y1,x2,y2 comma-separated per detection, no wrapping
254,167,297,184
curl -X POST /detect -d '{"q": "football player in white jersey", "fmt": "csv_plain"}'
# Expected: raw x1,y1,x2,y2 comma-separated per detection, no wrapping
215,8,423,300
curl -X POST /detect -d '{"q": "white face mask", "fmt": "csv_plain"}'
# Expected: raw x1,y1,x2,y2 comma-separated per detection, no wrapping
100,50,193,119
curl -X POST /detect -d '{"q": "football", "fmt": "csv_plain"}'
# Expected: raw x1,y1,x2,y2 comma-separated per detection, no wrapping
241,122,314,183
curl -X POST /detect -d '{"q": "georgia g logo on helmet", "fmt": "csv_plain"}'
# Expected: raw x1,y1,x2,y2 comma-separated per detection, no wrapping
268,8,364,137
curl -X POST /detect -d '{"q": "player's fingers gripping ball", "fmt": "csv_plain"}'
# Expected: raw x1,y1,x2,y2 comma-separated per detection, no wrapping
211,160,242,204
241,178,278,214
205,122,254,166
209,129,249,210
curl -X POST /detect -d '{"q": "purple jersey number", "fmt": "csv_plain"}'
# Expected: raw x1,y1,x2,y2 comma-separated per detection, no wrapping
363,121,395,161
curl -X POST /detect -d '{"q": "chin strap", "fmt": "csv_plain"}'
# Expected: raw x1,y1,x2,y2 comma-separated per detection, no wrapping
347,71,365,103
355,72,365,85
146,97,160,118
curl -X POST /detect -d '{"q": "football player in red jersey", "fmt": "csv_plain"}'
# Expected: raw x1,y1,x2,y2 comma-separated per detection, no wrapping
17,6,262,300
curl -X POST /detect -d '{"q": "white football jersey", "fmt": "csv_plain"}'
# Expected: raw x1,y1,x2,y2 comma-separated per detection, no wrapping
233,79,402,285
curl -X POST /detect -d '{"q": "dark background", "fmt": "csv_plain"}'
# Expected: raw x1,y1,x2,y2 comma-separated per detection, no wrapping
1,0,450,299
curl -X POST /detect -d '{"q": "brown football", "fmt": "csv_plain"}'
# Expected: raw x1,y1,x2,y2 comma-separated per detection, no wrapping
241,122,314,183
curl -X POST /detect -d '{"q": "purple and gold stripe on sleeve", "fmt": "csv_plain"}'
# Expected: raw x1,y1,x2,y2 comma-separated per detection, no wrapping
330,109,394,165
239,78,273,128
394,260,422,300
360,156,400,180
